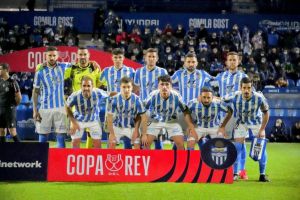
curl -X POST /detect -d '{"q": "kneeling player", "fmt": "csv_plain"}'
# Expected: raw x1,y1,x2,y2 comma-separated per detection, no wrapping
143,75,196,150
187,87,232,150
106,77,147,149
223,77,270,182
66,76,108,148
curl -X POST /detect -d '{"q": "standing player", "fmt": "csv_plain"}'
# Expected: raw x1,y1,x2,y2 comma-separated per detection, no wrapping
100,48,135,94
64,46,105,149
187,87,232,150
171,52,212,104
66,76,108,148
212,51,248,179
0,63,21,143
32,46,69,148
134,48,168,149
223,77,269,182
106,77,147,149
144,75,196,150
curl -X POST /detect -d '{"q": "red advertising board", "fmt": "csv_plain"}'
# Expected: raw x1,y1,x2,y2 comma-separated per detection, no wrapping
47,149,233,183
0,46,142,72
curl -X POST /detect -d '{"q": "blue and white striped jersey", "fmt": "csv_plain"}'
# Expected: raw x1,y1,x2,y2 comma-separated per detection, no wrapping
171,69,212,103
134,66,168,100
100,65,135,92
107,93,146,128
66,88,108,122
213,70,247,97
223,91,269,125
145,90,188,122
188,99,230,128
33,62,70,109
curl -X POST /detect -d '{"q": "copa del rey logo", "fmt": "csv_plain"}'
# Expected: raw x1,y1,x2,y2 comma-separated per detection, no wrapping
67,154,150,176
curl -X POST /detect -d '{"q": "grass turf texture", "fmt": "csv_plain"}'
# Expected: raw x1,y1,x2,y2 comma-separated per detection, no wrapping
0,142,299,200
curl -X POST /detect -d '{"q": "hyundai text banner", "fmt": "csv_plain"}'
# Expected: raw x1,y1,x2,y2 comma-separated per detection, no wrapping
0,142,49,181
47,149,233,183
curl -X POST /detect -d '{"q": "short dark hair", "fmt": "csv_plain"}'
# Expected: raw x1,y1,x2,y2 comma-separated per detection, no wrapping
0,63,9,71
185,52,197,59
81,75,94,85
201,86,213,94
120,76,132,84
46,46,58,52
240,77,252,86
112,48,125,55
78,46,88,51
158,75,171,83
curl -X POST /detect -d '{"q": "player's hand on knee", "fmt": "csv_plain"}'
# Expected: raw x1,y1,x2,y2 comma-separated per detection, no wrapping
33,111,42,122
258,129,265,138
69,121,80,135
141,134,148,146
189,128,198,141
217,127,226,137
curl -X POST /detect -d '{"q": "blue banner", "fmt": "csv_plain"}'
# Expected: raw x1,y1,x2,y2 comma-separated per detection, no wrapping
0,142,49,181
0,10,299,33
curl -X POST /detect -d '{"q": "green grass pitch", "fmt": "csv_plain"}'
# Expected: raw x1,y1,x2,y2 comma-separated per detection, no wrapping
1,142,299,200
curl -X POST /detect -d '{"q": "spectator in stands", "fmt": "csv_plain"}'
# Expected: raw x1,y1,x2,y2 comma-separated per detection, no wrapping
174,24,186,39
92,6,106,42
275,77,288,88
197,24,208,41
252,30,264,55
291,121,300,142
186,25,197,41
231,24,242,51
115,28,127,45
267,27,279,48
141,27,152,49
269,118,289,142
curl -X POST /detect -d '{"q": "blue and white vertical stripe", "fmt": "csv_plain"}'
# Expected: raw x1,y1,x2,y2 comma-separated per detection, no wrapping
33,62,69,109
66,88,108,122
171,69,212,104
134,66,168,100
100,65,135,92
107,93,145,128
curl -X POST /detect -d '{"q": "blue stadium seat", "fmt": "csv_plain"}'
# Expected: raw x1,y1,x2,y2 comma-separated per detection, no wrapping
21,94,29,104
296,79,300,87
287,79,295,87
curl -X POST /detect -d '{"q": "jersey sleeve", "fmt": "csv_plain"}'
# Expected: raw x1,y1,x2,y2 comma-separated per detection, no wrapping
134,69,140,85
177,94,188,112
106,97,116,114
260,95,269,113
99,68,107,83
136,97,146,115
33,71,41,89
97,68,107,87
171,71,179,84
96,88,109,99
66,93,76,107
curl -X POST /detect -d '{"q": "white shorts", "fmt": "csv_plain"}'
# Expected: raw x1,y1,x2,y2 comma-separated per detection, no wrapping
36,107,67,134
224,115,237,139
72,121,102,140
194,127,219,139
113,126,139,143
147,122,183,139
234,124,265,138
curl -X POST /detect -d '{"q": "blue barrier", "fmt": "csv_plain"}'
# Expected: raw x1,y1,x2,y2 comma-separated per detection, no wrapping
16,104,37,140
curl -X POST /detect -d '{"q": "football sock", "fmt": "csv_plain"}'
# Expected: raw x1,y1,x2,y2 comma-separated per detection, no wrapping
259,150,267,174
123,137,132,149
12,135,20,142
240,143,247,171
39,134,48,143
56,134,66,148
154,140,163,149
234,142,242,174
0,136,5,143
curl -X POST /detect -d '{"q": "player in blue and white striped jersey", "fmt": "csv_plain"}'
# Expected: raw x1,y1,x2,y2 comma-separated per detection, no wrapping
106,77,147,149
223,77,270,182
171,52,212,104
32,46,71,148
134,48,168,101
99,48,135,94
66,76,108,148
187,87,232,150
134,48,168,149
144,75,196,150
